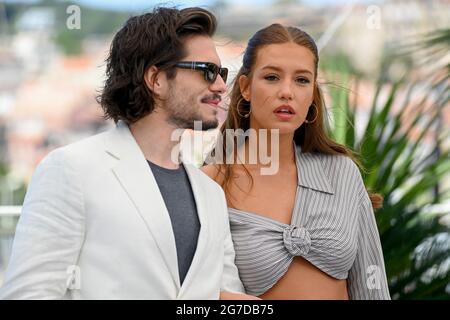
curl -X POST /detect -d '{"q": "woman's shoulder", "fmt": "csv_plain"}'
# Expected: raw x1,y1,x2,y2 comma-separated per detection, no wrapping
312,151,365,189
314,151,360,174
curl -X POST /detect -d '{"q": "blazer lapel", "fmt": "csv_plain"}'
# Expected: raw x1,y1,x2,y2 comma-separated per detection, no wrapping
104,121,180,288
177,163,210,297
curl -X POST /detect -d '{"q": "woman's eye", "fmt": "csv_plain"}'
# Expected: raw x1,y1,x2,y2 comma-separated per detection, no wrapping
296,77,310,84
264,75,279,81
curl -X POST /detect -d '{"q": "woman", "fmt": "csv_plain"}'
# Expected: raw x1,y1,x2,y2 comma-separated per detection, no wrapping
202,24,391,300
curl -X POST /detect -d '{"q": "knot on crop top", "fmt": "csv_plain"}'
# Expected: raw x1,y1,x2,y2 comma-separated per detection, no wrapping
283,225,311,256
228,208,355,296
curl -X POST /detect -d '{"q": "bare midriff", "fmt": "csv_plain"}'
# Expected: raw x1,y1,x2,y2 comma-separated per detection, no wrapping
258,256,349,300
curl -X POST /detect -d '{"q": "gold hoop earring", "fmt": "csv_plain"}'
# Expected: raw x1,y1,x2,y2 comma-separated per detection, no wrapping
237,97,252,118
304,103,318,124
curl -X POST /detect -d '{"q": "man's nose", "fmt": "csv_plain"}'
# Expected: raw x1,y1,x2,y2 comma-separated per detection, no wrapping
209,74,227,94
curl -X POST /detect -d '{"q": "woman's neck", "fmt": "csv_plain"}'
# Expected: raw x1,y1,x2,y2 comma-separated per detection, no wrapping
240,129,295,174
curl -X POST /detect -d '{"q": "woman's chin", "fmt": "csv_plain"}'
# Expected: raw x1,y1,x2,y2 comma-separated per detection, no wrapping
268,122,302,135
250,118,302,135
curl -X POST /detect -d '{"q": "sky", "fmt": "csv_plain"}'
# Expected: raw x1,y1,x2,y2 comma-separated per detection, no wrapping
74,0,371,11
73,0,348,9
5,0,383,12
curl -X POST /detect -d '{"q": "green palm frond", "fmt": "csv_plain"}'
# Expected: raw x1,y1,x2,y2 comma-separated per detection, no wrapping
323,28,450,298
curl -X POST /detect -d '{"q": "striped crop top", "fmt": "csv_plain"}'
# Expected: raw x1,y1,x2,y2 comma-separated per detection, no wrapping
228,145,391,300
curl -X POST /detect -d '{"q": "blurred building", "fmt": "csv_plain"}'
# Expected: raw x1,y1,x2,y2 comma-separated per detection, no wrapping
0,0,448,189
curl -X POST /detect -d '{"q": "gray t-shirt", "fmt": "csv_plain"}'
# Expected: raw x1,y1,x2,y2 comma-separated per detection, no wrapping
147,160,200,285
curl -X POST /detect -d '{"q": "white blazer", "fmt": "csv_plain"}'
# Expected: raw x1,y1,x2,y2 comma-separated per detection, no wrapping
0,122,244,299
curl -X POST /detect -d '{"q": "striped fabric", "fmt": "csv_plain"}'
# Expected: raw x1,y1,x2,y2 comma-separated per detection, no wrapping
228,144,391,299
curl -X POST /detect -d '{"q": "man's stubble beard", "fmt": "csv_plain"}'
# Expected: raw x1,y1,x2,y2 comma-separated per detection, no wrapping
164,84,219,131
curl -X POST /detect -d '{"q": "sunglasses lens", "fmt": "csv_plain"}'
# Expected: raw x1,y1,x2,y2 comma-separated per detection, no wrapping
220,69,228,83
206,69,216,83
206,65,228,83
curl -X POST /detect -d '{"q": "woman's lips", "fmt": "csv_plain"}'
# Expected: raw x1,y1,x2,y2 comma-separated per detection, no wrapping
273,105,296,120
274,112,295,120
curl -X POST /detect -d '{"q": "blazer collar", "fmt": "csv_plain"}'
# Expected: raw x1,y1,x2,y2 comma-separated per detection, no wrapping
104,120,139,160
294,144,335,195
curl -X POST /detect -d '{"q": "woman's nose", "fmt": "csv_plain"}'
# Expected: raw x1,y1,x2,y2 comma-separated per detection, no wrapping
278,80,294,100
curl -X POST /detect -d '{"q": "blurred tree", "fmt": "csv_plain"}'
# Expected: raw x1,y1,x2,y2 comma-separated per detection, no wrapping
0,162,6,177
0,162,26,206
211,0,229,12
55,28,83,55
52,2,129,56
4,0,130,55
272,0,301,7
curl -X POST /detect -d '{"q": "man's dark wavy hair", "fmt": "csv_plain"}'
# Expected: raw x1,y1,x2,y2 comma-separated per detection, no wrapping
97,6,217,124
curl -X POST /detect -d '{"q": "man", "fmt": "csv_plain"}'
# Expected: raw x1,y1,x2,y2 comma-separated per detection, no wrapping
0,7,249,299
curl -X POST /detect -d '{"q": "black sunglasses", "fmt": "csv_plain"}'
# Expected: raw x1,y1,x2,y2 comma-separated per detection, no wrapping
174,61,228,84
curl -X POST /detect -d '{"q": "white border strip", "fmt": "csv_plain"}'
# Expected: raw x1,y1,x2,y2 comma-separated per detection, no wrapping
0,206,21,216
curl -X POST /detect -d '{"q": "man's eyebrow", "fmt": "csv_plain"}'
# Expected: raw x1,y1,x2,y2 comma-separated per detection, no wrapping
261,65,313,75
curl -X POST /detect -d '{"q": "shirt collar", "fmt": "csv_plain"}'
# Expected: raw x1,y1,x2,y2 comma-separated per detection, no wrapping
294,143,335,195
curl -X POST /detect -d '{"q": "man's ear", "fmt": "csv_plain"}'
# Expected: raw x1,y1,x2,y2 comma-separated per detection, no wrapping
144,65,167,96
239,74,251,101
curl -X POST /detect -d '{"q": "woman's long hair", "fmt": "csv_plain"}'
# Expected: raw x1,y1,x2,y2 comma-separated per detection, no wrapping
211,24,383,209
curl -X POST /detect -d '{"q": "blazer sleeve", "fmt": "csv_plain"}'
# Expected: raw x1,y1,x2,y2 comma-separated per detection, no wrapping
347,191,391,300
0,148,85,299
218,190,245,294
